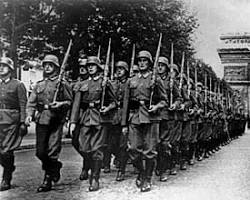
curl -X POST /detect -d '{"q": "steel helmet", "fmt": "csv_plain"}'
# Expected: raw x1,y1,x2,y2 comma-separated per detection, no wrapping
0,57,14,70
137,50,153,63
158,56,169,66
169,64,179,74
115,61,129,72
42,54,60,67
86,56,103,70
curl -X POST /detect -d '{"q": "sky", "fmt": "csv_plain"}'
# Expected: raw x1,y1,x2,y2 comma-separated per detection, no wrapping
185,0,250,78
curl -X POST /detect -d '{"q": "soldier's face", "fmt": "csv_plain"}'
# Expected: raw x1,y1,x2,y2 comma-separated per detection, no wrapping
0,63,10,76
116,67,126,78
43,62,55,75
138,57,149,71
157,63,168,75
88,64,98,75
79,66,88,75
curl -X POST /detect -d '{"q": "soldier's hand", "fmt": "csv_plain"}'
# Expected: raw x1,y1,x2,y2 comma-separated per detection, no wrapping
148,105,158,113
50,101,64,109
100,106,109,114
122,127,128,136
19,123,28,137
169,104,177,111
69,123,76,137
179,104,185,110
25,116,32,126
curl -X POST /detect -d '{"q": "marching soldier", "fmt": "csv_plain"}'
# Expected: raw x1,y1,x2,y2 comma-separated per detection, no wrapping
155,57,181,181
25,54,73,192
122,51,167,192
70,55,90,181
70,56,117,192
108,61,130,181
0,57,28,191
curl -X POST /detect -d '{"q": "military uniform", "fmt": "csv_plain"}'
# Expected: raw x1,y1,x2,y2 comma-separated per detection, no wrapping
0,74,27,191
122,66,168,191
70,56,117,192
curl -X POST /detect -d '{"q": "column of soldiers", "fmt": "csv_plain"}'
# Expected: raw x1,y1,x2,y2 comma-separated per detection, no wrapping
0,38,247,193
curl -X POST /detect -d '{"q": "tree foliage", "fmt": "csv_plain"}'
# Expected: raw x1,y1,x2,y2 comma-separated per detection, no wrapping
0,0,222,88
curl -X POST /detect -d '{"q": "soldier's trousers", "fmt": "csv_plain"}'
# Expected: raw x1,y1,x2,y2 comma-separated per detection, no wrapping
36,123,63,176
0,124,22,173
128,123,159,161
78,125,107,161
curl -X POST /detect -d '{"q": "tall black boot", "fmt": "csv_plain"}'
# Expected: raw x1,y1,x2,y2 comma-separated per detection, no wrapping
103,149,111,173
141,159,155,192
50,161,62,183
189,143,196,165
133,158,144,188
37,173,52,192
80,157,90,181
0,166,15,191
159,155,168,182
89,160,101,192
116,150,128,182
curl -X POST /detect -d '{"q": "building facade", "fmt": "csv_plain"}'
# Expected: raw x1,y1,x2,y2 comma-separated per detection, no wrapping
217,32,250,115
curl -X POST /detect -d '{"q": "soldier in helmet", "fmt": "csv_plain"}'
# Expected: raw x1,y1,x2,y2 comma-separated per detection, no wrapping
0,57,28,191
70,56,116,192
156,58,181,181
122,51,167,192
25,54,73,192
70,52,90,181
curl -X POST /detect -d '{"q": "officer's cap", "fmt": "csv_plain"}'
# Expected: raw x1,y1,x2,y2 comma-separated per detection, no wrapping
42,54,60,67
115,61,129,72
86,56,103,70
0,57,14,70
137,50,153,63
158,56,169,66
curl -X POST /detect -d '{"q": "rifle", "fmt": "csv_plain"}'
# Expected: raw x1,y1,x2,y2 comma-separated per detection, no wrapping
204,72,208,115
195,63,198,99
149,33,162,108
209,76,212,102
187,60,190,98
53,39,73,103
170,43,174,107
110,52,115,81
129,44,136,77
179,52,185,90
101,38,111,109
97,45,101,59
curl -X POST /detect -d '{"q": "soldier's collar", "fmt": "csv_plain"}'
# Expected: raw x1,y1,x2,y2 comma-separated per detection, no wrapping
89,74,101,81
160,74,167,80
138,71,151,78
45,75,58,81
0,77,11,83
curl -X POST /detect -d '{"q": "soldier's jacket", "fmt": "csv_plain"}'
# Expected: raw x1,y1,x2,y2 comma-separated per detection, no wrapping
121,72,168,126
27,75,73,125
110,78,128,125
0,78,27,124
160,75,181,121
70,75,117,126
180,86,193,121
196,92,205,123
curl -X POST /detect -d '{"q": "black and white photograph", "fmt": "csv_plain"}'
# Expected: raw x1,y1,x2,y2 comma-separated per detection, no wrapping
0,0,249,199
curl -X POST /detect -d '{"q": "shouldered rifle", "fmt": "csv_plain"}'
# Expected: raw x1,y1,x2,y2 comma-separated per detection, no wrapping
195,63,198,99
179,52,185,90
170,43,174,107
187,60,190,98
97,45,101,59
53,39,72,103
149,33,162,108
209,76,212,102
129,44,136,77
110,52,115,81
204,72,208,116
101,38,111,109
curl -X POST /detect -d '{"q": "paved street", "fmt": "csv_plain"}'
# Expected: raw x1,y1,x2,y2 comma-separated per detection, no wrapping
1,132,250,200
